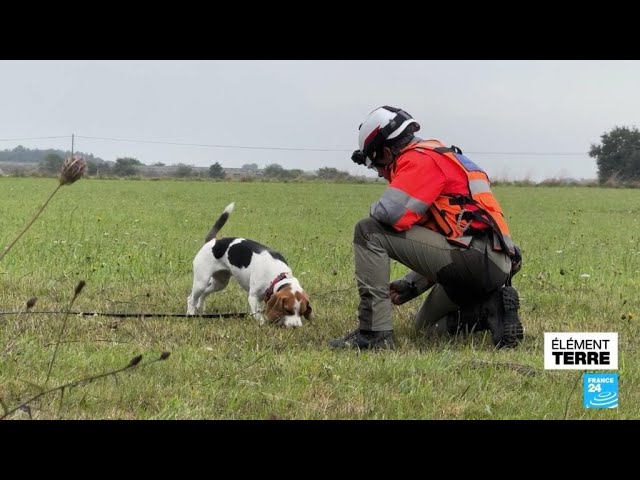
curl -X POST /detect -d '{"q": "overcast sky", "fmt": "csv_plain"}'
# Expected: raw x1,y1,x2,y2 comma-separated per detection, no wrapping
1,60,639,181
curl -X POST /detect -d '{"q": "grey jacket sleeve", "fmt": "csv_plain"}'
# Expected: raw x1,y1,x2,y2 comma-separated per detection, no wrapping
370,186,430,227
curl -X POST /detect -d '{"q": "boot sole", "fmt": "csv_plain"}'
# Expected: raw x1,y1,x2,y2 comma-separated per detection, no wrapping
500,286,524,348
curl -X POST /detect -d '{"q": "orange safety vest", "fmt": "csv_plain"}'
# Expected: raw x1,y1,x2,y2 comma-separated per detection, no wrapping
399,140,516,257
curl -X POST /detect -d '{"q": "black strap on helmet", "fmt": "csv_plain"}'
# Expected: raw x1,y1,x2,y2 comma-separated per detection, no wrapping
362,107,413,162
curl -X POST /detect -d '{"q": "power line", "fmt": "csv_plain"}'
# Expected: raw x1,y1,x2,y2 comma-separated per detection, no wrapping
0,133,590,156
465,151,587,156
76,135,588,156
0,135,70,142
75,135,353,153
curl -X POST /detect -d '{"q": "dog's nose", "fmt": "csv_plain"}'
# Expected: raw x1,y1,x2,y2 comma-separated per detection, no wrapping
282,315,303,328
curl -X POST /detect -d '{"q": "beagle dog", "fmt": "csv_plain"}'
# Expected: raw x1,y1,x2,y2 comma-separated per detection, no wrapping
187,203,312,327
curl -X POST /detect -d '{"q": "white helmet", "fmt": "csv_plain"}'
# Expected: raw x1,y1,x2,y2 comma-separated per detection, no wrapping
357,106,419,166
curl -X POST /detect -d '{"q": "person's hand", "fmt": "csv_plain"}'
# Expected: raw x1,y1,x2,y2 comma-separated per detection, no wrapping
389,279,419,305
511,245,523,277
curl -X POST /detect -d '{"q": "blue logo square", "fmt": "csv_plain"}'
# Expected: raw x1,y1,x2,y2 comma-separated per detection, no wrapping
584,373,618,409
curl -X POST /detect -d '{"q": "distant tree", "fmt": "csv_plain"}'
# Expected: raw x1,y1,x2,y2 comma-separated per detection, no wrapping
0,146,107,164
175,163,193,177
241,163,259,171
317,167,351,181
317,167,338,179
95,162,112,176
209,162,226,179
7,145,30,163
113,157,142,176
263,163,285,178
151,162,166,166
39,153,65,173
86,159,100,175
590,126,640,183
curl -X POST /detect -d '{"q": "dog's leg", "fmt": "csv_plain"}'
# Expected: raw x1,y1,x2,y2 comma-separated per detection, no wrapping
196,270,231,311
248,293,266,325
188,252,218,315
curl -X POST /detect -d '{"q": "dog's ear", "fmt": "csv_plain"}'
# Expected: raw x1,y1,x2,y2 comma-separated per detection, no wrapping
303,301,312,320
301,293,312,320
265,293,285,324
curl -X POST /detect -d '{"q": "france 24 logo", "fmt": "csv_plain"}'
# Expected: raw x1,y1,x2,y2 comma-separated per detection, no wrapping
584,373,618,409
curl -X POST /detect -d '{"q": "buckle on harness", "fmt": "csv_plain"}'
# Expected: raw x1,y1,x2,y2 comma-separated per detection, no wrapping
456,208,472,233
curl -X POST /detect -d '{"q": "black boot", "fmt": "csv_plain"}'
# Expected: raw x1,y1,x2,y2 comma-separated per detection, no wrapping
329,329,395,350
480,286,524,348
443,287,524,348
444,303,487,336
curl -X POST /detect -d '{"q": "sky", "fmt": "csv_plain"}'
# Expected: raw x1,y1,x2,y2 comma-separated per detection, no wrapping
1,60,639,181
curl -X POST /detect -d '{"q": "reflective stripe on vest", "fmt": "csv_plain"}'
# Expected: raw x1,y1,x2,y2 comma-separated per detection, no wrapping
400,140,515,256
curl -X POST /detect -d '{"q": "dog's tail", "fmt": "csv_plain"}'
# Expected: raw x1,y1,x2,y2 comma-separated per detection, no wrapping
204,202,235,243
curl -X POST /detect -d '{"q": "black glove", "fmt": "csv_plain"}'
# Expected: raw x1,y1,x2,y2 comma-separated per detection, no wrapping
511,244,523,277
389,279,419,305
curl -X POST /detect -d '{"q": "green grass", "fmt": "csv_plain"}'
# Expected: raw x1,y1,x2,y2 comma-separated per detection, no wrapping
0,178,638,419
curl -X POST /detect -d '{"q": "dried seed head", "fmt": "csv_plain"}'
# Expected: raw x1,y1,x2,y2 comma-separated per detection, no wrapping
127,355,143,367
74,280,86,296
26,297,38,310
59,155,87,185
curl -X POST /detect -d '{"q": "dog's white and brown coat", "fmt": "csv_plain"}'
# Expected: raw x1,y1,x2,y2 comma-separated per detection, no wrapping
187,203,311,327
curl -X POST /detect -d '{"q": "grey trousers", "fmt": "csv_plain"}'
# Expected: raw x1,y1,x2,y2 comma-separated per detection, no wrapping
353,217,512,332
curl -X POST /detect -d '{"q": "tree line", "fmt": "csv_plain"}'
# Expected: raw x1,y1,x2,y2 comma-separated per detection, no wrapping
1,148,366,182
4,129,640,185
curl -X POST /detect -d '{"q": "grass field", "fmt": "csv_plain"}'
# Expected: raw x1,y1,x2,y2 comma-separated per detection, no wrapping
0,178,638,419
